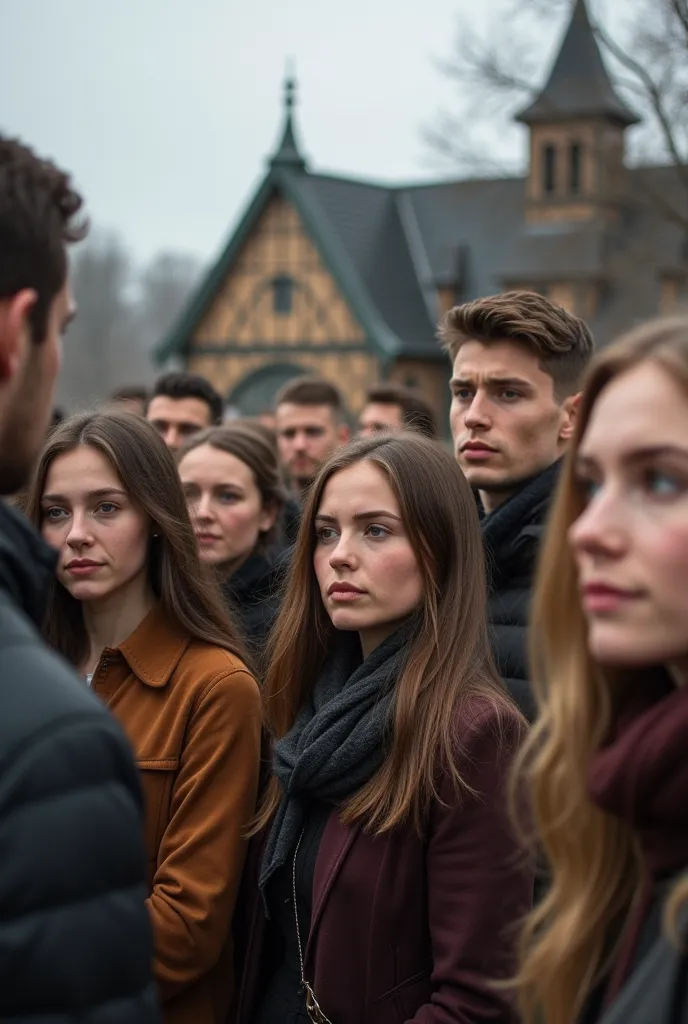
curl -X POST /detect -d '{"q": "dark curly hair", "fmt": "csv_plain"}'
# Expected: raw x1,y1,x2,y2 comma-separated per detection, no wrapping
0,134,87,342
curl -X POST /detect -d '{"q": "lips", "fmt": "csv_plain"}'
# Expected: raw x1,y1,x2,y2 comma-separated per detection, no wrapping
582,582,641,614
460,441,498,461
65,559,103,576
196,533,222,543
327,582,366,601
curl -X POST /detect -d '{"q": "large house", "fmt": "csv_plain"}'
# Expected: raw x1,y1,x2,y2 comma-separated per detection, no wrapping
156,0,686,428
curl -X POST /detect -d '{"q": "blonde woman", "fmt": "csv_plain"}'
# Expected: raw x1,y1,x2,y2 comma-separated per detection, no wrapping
514,316,688,1024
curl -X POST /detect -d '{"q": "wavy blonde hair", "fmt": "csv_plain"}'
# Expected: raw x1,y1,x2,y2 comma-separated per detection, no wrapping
513,316,688,1024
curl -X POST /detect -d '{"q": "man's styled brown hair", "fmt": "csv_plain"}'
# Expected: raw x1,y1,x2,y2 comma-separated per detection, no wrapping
364,384,437,439
150,372,224,425
274,376,344,419
0,135,87,342
439,291,594,398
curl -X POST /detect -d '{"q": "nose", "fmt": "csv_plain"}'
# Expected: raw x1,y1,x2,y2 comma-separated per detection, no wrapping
568,486,628,558
65,509,93,549
463,391,492,431
195,493,215,522
163,426,180,451
328,532,358,570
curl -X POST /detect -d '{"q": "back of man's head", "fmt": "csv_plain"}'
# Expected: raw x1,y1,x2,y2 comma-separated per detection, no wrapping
439,291,594,400
0,135,85,494
360,384,437,439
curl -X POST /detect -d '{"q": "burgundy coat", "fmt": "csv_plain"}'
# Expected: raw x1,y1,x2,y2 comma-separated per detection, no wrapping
233,700,532,1024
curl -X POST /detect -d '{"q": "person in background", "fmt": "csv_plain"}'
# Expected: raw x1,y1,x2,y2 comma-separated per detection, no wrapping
235,434,531,1024
110,384,149,416
513,317,688,1024
147,371,223,452
358,383,437,439
26,410,262,1024
440,291,594,720
0,135,158,1020
178,422,287,664
274,376,350,505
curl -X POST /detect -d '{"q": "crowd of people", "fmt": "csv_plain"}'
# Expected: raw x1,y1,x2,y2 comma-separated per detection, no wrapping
1,134,686,1024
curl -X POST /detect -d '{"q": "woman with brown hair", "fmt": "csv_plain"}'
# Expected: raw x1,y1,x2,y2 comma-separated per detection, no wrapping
177,422,287,661
25,410,262,1024
513,316,688,1024
234,433,531,1024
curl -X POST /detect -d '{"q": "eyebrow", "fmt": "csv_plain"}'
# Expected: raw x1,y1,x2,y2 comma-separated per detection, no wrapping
41,487,128,503
576,445,688,468
314,510,402,523
449,375,534,389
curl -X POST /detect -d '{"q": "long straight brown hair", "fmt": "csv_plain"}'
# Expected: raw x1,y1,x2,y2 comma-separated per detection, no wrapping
255,433,517,835
512,316,688,1024
24,410,248,668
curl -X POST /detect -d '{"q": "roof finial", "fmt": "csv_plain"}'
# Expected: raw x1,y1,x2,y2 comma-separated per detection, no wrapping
270,63,307,171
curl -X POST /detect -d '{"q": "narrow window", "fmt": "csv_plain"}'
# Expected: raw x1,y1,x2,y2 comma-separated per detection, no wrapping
272,274,294,315
570,142,582,195
542,144,557,196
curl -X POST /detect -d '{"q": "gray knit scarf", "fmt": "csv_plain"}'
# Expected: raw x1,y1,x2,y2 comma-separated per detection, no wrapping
259,619,416,896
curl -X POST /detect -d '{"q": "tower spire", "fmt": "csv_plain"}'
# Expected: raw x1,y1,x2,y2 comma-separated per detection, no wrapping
270,70,307,170
516,0,638,127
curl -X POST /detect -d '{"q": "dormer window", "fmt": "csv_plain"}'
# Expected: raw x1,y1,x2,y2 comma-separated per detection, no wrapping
569,142,582,194
272,274,295,315
542,144,557,196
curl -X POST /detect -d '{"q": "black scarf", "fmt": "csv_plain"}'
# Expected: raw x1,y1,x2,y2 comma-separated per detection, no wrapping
259,620,415,895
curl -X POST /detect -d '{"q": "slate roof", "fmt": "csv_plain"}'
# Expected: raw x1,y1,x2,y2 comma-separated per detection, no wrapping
516,0,639,127
156,2,683,367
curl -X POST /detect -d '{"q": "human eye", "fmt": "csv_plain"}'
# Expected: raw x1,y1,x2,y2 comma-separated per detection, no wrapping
365,523,391,539
451,385,472,402
219,490,240,504
499,388,521,401
643,468,685,499
573,472,602,504
43,506,68,522
96,501,118,515
315,525,338,543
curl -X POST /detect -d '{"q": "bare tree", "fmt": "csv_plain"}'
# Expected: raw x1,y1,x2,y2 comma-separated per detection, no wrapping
428,0,688,231
134,251,202,356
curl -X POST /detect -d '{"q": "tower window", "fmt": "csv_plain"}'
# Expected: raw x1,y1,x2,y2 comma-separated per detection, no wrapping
542,144,557,196
569,142,582,195
272,274,294,315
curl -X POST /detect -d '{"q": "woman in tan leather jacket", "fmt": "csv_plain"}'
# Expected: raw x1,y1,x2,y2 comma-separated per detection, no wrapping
26,410,262,1024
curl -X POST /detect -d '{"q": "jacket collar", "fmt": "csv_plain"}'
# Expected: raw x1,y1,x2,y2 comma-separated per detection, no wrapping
480,459,560,556
118,603,191,688
0,500,57,627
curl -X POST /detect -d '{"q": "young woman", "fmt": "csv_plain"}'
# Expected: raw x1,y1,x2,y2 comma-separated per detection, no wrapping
234,433,531,1024
25,411,262,1024
513,316,688,1024
177,423,287,659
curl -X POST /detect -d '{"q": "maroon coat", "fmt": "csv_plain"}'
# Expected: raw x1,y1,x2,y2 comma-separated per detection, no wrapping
233,700,531,1024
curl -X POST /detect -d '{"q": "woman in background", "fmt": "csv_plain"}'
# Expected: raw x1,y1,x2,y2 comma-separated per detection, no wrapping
235,433,531,1024
513,317,688,1024
26,411,262,1024
177,422,287,661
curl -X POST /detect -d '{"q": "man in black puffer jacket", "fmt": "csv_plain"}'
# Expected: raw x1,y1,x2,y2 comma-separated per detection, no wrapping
440,291,594,721
0,134,158,1021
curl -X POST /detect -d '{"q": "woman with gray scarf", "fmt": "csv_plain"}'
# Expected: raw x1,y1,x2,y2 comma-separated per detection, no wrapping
233,434,532,1024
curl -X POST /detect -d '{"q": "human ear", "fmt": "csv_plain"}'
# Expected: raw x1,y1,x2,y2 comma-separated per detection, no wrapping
559,391,582,442
0,290,37,383
258,501,278,534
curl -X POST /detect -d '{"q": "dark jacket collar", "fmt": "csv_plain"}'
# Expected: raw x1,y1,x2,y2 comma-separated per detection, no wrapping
480,460,561,556
0,500,57,627
222,544,287,608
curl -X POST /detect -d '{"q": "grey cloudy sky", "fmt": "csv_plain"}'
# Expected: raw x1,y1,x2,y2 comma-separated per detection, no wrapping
1,0,564,265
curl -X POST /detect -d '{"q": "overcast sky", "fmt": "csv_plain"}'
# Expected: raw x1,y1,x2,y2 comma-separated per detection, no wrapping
1,0,575,266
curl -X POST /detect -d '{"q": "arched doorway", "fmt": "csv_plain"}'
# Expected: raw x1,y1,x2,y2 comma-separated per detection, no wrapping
227,363,306,417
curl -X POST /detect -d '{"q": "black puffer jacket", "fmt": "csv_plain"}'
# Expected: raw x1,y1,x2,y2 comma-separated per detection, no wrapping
0,502,159,1023
480,461,560,722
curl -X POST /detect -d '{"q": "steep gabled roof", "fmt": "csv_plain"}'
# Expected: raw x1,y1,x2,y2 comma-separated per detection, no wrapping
516,0,639,127
155,82,439,365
